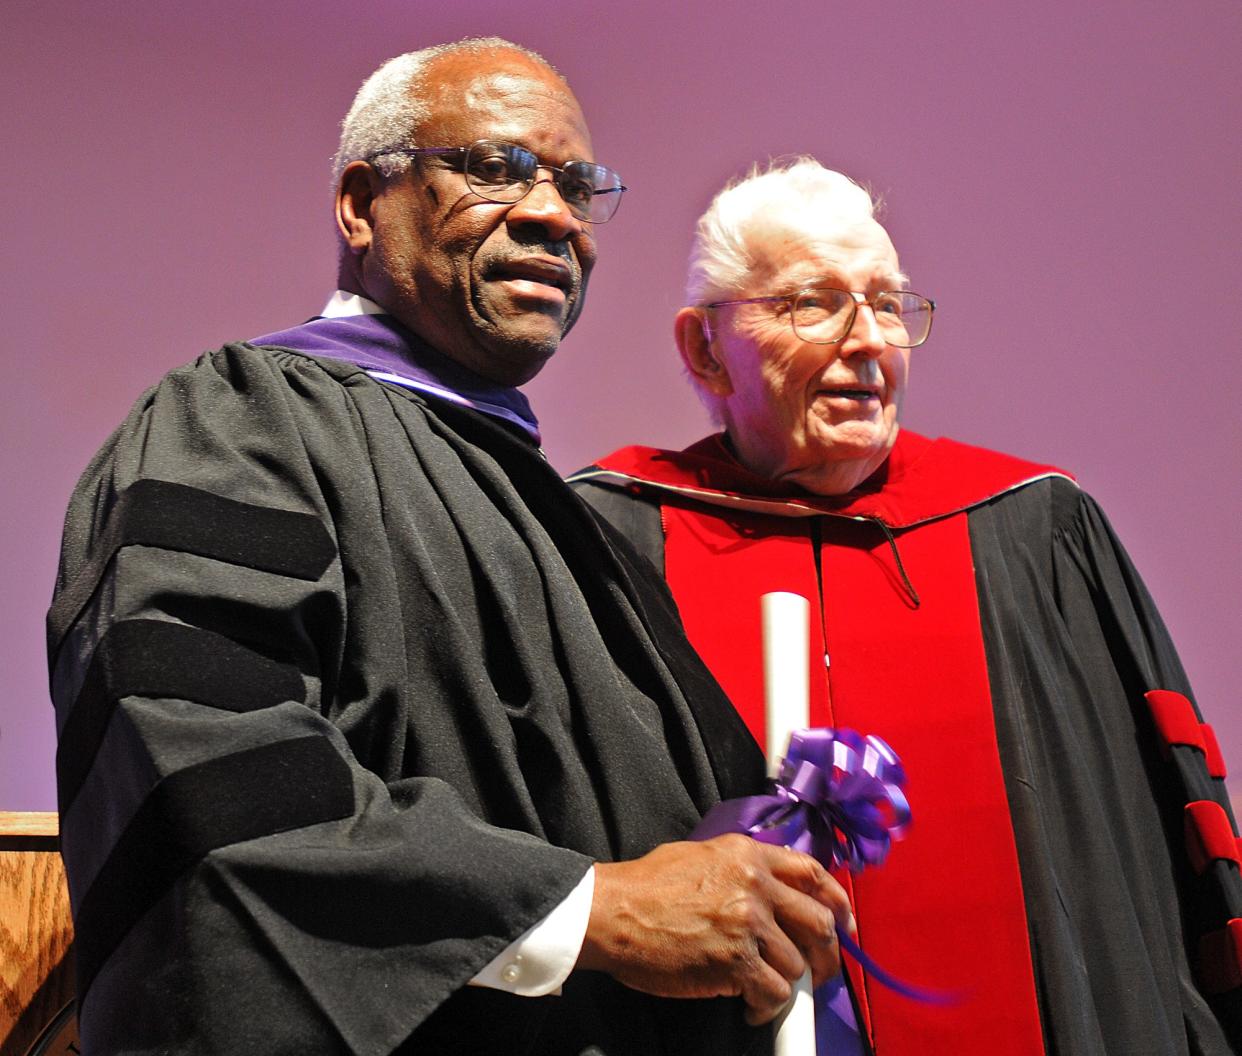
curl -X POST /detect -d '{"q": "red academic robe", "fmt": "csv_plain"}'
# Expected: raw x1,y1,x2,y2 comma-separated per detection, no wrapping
571,429,1241,1055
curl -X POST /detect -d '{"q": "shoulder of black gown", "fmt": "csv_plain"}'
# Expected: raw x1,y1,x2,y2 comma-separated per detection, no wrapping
569,468,668,576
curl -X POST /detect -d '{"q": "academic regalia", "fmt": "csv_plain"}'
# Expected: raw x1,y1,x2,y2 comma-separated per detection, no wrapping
47,320,770,1056
570,431,1242,1055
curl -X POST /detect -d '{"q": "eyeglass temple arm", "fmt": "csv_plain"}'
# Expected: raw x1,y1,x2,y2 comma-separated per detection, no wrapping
368,147,464,162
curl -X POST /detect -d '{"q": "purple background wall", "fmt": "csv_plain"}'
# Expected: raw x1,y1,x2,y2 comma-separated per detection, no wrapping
4,0,1239,811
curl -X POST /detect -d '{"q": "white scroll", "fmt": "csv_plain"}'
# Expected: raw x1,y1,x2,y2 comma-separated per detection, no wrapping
761,591,815,1056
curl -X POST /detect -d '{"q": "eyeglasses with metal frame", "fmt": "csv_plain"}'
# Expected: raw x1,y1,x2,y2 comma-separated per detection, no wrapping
369,139,626,224
704,288,936,348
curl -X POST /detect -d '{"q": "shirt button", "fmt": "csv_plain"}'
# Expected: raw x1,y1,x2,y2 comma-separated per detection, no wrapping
501,961,522,984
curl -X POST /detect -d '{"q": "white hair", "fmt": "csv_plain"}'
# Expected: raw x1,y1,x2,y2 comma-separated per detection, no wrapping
685,157,882,306
331,37,558,188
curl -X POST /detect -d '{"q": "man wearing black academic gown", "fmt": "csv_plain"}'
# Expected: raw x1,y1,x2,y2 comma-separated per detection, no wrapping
48,40,851,1055
570,158,1242,1055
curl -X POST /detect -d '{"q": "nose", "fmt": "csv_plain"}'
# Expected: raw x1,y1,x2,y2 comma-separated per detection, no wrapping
505,170,583,242
837,300,887,359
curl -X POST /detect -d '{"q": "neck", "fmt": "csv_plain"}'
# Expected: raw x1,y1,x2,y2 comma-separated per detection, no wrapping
723,430,891,497
335,260,370,303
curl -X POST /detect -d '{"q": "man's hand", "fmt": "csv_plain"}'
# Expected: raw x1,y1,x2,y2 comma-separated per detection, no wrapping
576,834,853,1025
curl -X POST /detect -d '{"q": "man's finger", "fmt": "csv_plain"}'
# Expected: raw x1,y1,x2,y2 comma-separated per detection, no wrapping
769,885,841,985
761,843,855,932
738,958,796,1026
752,910,808,985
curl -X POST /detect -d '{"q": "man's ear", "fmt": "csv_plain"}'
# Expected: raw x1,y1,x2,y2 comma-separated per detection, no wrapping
336,161,382,254
674,307,733,398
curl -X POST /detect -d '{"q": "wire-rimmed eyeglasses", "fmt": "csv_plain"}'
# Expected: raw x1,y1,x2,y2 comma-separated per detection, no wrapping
368,139,626,224
704,288,936,348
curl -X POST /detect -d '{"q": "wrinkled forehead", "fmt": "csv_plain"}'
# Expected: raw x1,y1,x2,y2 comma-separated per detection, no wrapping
744,214,905,294
420,53,593,159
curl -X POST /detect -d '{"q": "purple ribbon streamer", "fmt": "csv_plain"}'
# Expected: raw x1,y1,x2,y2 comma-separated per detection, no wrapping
692,727,952,1005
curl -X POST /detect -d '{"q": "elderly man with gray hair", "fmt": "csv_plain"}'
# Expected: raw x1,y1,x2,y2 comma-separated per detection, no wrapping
48,43,852,1055
572,158,1241,1054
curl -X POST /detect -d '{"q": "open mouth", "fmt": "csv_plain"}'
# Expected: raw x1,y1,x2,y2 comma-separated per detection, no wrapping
819,387,879,401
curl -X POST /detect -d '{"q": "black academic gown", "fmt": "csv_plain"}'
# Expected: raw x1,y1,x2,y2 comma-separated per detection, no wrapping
47,346,769,1056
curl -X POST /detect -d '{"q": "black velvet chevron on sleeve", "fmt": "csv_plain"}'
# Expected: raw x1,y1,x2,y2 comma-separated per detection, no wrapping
48,478,336,650
72,735,354,1001
56,619,306,814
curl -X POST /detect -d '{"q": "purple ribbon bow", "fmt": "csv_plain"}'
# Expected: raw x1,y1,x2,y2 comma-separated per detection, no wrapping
693,727,910,871
692,727,950,1004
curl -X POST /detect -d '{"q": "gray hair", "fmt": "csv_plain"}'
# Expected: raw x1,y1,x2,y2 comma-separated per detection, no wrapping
331,37,558,189
685,157,884,306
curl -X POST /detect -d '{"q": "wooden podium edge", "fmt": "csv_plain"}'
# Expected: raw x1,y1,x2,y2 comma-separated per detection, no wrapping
0,812,77,1055
0,815,59,855
0,815,59,838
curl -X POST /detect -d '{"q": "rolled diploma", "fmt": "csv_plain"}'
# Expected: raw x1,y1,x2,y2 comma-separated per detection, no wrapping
761,591,815,1055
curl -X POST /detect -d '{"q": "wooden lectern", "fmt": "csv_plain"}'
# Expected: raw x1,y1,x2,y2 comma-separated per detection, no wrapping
0,813,77,1055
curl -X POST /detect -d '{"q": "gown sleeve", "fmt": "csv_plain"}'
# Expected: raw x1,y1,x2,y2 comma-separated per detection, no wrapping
970,476,1241,1054
47,346,593,1055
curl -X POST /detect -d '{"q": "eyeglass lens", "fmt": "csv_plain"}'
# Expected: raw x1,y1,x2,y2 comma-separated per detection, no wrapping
792,289,932,347
463,141,623,223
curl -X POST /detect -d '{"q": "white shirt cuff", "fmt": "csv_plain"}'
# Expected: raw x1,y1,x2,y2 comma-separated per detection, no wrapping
468,865,595,997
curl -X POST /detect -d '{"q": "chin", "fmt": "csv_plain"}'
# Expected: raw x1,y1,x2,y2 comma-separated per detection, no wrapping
793,436,890,491
848,409,898,442
479,331,562,386
813,425,888,460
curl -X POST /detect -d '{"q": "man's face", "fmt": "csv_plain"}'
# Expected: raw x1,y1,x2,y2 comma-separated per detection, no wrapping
358,52,598,386
707,217,910,496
